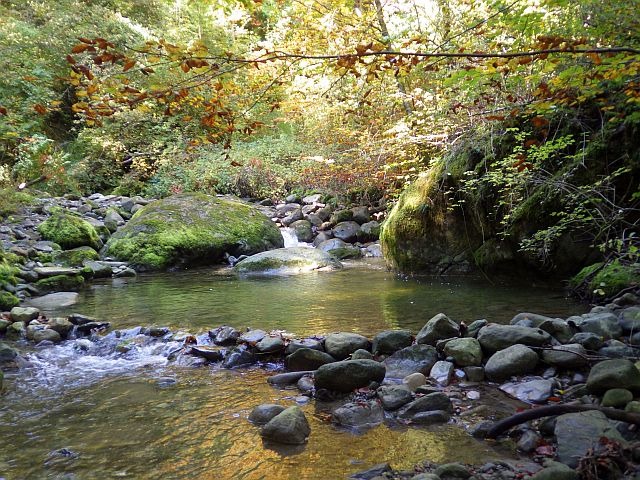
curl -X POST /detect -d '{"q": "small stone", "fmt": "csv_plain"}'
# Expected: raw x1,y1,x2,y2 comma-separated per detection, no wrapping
261,406,310,445
443,337,483,366
587,359,640,394
433,462,471,479
255,335,284,353
249,404,285,425
430,360,454,385
332,400,384,429
500,378,553,404
484,344,539,382
10,306,39,323
517,430,541,453
403,372,427,391
601,388,633,408
463,366,485,382
416,313,460,346
625,401,640,413
351,349,373,360
377,385,413,411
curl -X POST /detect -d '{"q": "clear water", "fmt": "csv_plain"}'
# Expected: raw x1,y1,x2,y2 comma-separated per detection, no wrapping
1,261,584,479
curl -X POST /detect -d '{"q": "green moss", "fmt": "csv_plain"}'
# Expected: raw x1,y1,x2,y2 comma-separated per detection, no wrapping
52,246,99,267
0,291,20,310
0,189,34,219
105,193,283,270
572,261,640,297
38,210,102,250
35,274,85,293
328,247,362,260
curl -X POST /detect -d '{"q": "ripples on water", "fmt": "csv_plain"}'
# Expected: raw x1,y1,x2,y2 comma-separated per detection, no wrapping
1,263,584,479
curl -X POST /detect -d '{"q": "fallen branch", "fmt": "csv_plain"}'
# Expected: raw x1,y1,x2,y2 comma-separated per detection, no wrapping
485,404,640,439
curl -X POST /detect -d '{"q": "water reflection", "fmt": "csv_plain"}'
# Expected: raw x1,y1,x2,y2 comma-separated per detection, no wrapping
40,261,584,337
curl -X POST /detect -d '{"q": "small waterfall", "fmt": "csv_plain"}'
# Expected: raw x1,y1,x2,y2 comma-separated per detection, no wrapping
280,227,313,248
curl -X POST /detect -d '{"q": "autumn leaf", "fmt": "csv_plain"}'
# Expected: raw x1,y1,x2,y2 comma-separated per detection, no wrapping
0,106,7,116
33,104,47,115
71,44,90,54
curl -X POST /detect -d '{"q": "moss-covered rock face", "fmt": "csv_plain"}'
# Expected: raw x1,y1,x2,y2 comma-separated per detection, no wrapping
52,246,99,267
572,261,640,298
105,193,284,270
234,247,342,275
35,274,86,294
0,291,20,310
381,169,481,273
38,210,102,250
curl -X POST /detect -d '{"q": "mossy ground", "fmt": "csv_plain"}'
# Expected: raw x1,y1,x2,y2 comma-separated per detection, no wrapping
52,246,99,267
38,210,102,250
105,193,283,270
0,189,34,220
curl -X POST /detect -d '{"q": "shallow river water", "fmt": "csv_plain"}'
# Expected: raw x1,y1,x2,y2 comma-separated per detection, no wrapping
1,260,585,479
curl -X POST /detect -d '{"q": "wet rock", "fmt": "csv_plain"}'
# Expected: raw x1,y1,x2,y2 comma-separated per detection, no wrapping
586,359,640,394
190,345,224,361
465,319,487,338
329,209,353,224
510,312,558,328
286,348,335,371
350,349,373,360
371,330,413,355
412,410,451,425
384,344,438,379
222,346,256,368
597,340,637,358
500,378,553,403
267,371,313,386
529,462,577,480
537,318,575,344
351,206,371,225
540,343,589,369
443,337,482,367
209,326,241,346
324,332,370,360
357,221,380,242
297,375,314,394
249,404,286,425
430,360,454,385
619,306,640,332
416,313,460,346
83,260,114,278
27,292,79,309
314,359,385,393
281,207,303,226
284,338,323,355
235,247,342,275
255,335,284,354
397,392,452,419
10,306,39,323
601,388,633,408
377,385,413,410
0,319,9,334
555,410,626,468
433,462,470,479
463,366,484,382
30,328,62,344
484,344,539,382
332,400,384,429
290,220,313,243
75,321,110,335
0,342,18,362
569,312,623,340
568,332,604,350
239,329,267,345
477,325,551,353
5,321,26,340
403,372,427,391
332,221,361,243
47,317,73,337
316,238,349,253
312,232,333,247
349,463,392,479
261,406,310,445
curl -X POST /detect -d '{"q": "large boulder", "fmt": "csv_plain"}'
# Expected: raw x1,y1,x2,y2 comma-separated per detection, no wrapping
554,410,626,468
105,193,283,270
484,344,539,382
477,325,551,353
332,221,361,243
383,344,438,379
235,247,342,275
416,313,460,345
540,344,589,369
324,332,370,360
38,209,102,250
586,359,640,394
261,406,310,444
314,359,385,392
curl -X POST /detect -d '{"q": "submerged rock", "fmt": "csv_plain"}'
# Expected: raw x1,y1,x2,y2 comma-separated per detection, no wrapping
105,193,283,270
234,247,342,275
332,400,384,429
249,404,286,425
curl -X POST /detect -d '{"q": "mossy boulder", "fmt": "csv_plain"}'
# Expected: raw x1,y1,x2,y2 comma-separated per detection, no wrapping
0,188,34,219
0,291,19,310
35,274,85,294
105,193,283,270
380,168,480,273
38,210,102,250
52,246,99,267
234,247,342,275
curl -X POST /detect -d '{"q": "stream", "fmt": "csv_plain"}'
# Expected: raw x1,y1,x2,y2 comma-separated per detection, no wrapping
0,260,585,479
